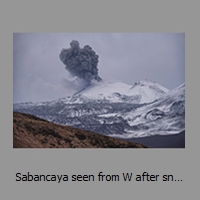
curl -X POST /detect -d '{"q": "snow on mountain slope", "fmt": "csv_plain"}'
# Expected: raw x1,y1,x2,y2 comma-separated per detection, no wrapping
70,79,169,104
126,80,169,103
68,80,132,104
113,83,185,138
13,79,184,139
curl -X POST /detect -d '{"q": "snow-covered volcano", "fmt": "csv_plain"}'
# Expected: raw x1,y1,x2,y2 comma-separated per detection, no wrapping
13,79,185,138
64,79,169,104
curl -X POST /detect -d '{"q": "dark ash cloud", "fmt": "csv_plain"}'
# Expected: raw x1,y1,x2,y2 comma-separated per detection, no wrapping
59,40,102,85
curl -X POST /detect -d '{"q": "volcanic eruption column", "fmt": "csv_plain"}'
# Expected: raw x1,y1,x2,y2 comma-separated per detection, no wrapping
59,40,102,85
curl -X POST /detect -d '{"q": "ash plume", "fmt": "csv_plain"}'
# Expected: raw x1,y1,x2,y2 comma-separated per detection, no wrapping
59,40,102,85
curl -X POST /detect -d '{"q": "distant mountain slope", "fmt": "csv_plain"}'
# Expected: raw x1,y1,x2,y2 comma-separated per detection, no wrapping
13,112,148,148
126,130,185,148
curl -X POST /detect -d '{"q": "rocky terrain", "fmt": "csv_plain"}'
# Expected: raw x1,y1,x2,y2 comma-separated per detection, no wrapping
13,112,148,148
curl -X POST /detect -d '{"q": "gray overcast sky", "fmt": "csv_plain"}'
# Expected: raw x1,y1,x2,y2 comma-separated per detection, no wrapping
13,33,185,103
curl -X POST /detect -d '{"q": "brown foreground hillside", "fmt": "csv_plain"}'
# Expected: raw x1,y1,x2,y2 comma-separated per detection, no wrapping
13,112,148,148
